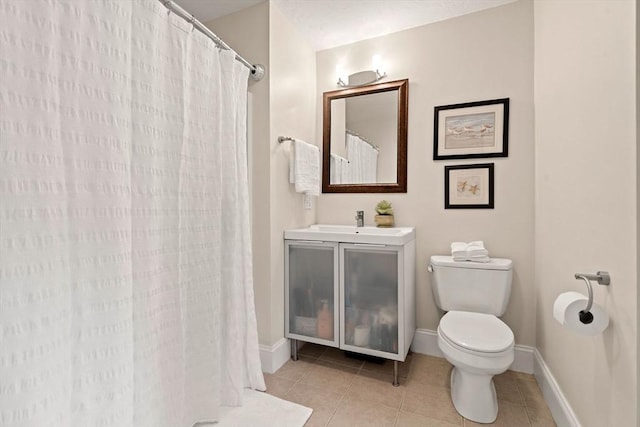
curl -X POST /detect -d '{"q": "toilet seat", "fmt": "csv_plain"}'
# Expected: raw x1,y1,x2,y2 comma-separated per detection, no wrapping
439,311,514,357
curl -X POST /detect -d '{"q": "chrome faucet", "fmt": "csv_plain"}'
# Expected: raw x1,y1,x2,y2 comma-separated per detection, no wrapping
355,210,364,227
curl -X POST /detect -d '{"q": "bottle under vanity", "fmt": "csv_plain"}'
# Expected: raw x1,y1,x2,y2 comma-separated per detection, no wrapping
316,299,333,340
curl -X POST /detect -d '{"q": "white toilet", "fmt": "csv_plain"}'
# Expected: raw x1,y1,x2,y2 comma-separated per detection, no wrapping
429,255,515,424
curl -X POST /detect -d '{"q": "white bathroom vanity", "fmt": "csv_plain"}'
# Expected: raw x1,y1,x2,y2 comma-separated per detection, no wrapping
284,224,416,385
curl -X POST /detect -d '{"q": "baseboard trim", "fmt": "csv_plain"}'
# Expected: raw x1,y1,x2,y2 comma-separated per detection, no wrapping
512,344,535,374
410,328,534,374
533,349,582,427
410,328,444,358
411,329,581,427
259,338,290,374
263,331,579,426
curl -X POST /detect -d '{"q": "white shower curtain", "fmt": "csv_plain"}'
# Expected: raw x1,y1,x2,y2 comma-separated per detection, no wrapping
345,132,378,183
0,1,264,426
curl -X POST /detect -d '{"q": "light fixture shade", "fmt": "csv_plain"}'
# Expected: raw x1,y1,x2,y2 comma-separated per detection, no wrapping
335,56,388,87
335,64,348,86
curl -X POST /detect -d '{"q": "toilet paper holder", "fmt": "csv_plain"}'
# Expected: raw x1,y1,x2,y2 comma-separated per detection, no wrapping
574,271,610,324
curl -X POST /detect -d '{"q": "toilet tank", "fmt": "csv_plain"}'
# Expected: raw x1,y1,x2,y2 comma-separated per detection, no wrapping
429,255,513,316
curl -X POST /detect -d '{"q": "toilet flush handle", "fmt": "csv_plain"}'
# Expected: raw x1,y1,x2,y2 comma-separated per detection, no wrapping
427,264,433,273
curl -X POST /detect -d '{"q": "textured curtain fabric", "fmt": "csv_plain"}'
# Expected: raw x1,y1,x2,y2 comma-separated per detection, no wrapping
345,132,378,183
329,153,348,184
0,1,264,426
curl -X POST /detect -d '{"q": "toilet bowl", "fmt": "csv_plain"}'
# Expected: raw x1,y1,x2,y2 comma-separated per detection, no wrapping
429,255,515,423
437,310,514,423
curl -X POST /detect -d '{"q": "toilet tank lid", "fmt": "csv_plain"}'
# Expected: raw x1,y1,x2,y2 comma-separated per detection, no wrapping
430,255,512,271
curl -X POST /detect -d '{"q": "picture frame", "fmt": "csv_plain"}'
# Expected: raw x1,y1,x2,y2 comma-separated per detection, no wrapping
445,163,494,209
433,98,509,160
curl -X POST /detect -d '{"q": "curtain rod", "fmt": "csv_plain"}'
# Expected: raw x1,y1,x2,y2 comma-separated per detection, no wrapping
159,0,265,81
346,129,379,150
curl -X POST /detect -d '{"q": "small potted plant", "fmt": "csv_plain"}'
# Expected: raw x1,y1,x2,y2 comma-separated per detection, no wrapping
374,200,394,227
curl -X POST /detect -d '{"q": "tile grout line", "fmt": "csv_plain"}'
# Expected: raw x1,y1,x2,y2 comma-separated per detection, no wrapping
515,377,539,426
393,378,407,427
394,357,413,427
301,346,363,427
391,407,401,427
322,367,358,427
286,356,311,402
296,352,339,427
293,349,553,427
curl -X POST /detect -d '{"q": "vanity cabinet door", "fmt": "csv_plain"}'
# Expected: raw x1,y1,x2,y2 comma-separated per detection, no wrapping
340,243,404,360
285,240,339,347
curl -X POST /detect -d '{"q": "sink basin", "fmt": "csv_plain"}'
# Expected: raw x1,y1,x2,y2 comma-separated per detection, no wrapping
284,224,415,245
310,224,403,235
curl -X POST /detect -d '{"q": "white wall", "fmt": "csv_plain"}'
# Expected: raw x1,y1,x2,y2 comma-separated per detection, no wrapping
534,2,637,426
637,3,640,420
268,3,317,344
316,0,536,346
208,2,316,346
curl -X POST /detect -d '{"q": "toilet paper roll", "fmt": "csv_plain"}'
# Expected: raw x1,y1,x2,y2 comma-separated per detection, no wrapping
553,291,609,336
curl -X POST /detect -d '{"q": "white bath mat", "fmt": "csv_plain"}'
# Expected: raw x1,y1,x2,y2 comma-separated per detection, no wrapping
217,389,312,427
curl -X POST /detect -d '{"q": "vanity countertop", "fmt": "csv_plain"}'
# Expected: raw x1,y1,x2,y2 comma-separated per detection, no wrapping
284,224,415,245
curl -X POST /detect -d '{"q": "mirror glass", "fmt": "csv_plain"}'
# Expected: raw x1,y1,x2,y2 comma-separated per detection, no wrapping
322,79,408,193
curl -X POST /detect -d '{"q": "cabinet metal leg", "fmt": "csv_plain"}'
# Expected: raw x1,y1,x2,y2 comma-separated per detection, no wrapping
393,361,399,386
291,339,298,361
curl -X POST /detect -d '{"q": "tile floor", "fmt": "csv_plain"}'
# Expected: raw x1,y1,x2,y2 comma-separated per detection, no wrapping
263,343,557,427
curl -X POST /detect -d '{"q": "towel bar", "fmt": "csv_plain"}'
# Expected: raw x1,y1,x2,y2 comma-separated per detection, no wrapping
278,136,295,143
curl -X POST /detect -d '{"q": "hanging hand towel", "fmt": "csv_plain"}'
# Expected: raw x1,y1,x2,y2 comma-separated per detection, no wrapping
289,139,320,196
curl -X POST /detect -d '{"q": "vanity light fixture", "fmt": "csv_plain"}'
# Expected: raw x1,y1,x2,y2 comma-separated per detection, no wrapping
336,55,388,87
335,64,349,87
372,54,385,75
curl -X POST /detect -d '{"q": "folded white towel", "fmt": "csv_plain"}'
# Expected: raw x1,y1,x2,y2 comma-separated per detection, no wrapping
451,242,468,252
467,241,489,259
289,139,320,196
451,242,468,261
467,241,485,249
450,241,490,262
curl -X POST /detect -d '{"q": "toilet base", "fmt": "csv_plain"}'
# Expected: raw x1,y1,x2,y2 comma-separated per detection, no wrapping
450,366,498,424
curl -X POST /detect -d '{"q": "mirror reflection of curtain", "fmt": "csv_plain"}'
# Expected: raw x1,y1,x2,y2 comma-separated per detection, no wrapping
330,153,348,184
345,132,379,183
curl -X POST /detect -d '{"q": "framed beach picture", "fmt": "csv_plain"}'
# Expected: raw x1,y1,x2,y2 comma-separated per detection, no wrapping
433,98,509,160
445,163,494,209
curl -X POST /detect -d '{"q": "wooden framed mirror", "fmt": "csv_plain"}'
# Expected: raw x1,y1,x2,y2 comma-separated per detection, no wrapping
322,79,408,193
